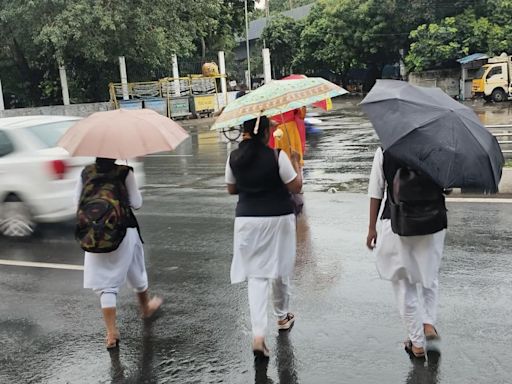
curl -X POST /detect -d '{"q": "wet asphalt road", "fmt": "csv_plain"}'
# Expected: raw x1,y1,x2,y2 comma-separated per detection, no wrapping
1,98,512,383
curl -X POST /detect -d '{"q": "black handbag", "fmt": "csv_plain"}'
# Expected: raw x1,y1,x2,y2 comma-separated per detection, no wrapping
389,168,447,236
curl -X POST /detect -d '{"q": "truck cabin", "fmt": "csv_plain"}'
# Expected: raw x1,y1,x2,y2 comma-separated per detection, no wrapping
472,53,512,101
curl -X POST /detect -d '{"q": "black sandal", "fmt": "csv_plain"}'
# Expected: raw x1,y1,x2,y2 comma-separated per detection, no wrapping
404,340,425,359
277,313,295,331
106,334,120,350
252,340,270,359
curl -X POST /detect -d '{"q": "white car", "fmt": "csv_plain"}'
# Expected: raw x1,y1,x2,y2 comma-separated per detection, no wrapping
0,115,145,237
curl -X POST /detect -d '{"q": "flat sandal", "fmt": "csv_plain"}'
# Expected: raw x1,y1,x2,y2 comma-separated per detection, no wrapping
404,340,425,358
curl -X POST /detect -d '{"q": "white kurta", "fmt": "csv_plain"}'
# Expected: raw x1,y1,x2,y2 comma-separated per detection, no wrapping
75,169,147,290
368,148,445,288
83,228,147,289
226,150,297,284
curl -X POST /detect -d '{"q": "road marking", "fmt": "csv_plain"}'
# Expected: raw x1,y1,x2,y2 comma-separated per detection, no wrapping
447,197,512,203
0,259,83,271
146,154,193,158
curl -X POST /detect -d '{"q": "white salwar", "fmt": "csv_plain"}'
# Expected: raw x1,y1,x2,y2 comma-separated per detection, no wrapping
226,151,297,337
231,214,296,284
75,170,148,308
369,148,446,348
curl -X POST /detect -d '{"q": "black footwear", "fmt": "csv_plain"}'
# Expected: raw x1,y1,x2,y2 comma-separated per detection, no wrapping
106,340,119,350
277,313,295,331
106,336,120,350
404,340,425,359
253,342,270,359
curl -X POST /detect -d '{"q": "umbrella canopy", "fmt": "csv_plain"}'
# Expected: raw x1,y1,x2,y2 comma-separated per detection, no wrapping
281,74,332,111
361,80,504,192
211,77,347,130
58,109,189,159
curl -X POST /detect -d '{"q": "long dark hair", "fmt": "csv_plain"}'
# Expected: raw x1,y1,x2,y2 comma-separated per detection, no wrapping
230,116,270,170
95,157,116,172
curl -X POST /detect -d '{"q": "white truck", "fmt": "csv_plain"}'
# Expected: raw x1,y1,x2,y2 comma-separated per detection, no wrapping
472,53,512,102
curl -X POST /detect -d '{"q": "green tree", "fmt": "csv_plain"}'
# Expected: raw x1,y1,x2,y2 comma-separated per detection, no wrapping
261,16,302,77
406,4,512,72
297,0,410,87
0,0,253,106
405,18,463,72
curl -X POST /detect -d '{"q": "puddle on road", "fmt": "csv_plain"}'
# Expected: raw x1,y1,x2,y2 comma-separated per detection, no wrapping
145,96,512,194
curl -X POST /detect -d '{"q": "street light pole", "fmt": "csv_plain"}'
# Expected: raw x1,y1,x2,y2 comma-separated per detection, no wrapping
244,0,252,90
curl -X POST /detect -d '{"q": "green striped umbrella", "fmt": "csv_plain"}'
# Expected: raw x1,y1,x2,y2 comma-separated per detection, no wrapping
211,77,348,130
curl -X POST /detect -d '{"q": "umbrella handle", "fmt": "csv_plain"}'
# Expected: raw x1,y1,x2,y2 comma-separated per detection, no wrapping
254,111,262,135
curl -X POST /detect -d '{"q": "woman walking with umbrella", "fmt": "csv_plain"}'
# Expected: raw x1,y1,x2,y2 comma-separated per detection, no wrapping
75,157,163,349
59,109,189,349
366,147,446,358
225,116,302,357
362,80,503,358
213,77,346,355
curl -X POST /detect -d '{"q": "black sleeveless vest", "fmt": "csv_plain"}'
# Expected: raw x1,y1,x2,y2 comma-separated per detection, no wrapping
229,140,294,217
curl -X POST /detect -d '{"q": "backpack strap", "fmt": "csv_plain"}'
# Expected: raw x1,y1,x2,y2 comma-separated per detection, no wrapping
273,148,281,162
81,164,96,184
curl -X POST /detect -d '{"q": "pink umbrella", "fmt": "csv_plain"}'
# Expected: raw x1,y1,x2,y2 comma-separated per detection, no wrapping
58,109,189,159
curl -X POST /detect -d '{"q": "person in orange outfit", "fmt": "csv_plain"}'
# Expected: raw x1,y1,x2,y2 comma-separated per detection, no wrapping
269,107,307,167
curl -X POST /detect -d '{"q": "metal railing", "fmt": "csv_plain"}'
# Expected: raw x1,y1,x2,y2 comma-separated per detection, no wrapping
487,124,512,155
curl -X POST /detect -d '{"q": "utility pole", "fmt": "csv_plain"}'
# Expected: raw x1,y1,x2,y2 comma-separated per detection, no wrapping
244,0,252,90
59,64,70,106
262,48,272,84
171,54,181,97
0,80,5,111
119,56,129,100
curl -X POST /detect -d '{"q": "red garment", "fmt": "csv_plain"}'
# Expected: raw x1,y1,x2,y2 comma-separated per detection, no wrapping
268,110,295,148
281,74,330,111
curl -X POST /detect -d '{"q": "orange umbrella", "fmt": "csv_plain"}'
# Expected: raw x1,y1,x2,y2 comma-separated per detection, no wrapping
58,109,189,159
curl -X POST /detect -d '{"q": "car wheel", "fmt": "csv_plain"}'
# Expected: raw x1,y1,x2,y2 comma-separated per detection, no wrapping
491,88,507,102
0,195,35,237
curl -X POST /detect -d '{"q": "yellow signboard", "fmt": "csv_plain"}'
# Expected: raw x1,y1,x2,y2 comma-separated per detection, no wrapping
194,95,216,112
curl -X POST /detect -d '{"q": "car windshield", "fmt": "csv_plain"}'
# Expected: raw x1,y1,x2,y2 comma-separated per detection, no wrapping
24,120,78,148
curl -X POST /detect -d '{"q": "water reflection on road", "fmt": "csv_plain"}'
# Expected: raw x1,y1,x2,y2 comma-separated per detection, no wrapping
1,96,512,383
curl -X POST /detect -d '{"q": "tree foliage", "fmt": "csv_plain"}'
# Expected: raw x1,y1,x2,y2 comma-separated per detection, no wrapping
291,0,512,80
295,0,413,87
3,0,512,106
406,4,512,72
0,0,251,106
261,16,302,77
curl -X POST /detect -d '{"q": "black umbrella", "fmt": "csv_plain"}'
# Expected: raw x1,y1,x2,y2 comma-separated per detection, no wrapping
360,80,504,193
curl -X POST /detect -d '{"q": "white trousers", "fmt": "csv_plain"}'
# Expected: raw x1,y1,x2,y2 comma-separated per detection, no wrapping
248,277,291,337
95,283,148,308
392,278,439,348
